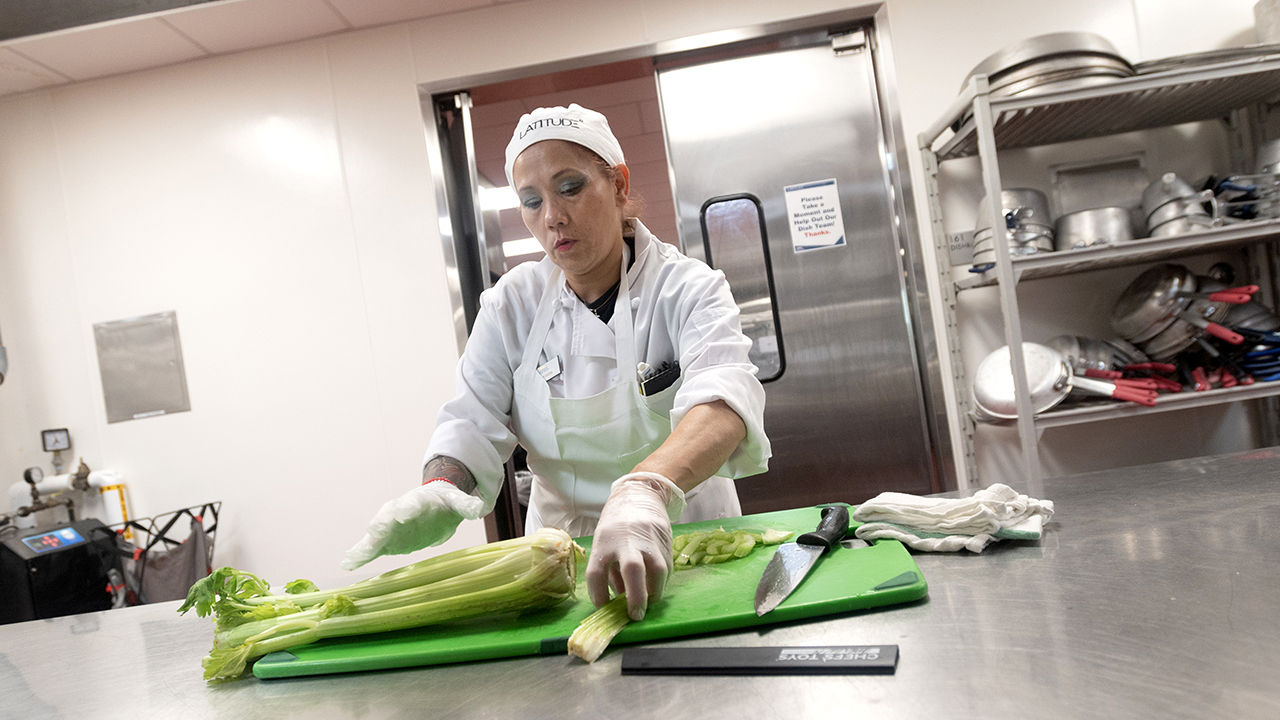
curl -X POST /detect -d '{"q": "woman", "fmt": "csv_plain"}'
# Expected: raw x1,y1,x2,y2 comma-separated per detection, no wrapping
343,104,770,621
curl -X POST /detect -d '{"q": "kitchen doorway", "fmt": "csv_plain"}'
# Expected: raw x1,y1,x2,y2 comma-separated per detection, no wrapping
422,9,954,537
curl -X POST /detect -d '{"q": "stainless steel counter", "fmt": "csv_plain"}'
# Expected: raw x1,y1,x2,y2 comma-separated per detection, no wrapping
4,448,1280,720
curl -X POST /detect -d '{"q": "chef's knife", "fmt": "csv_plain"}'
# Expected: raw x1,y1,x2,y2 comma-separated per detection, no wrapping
754,505,850,617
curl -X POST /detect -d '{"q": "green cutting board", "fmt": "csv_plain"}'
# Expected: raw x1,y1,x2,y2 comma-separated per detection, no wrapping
254,505,926,679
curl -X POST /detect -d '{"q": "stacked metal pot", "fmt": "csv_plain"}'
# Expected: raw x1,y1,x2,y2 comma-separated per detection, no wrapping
971,188,1142,269
1141,172,1220,237
1055,207,1136,249
971,188,1055,267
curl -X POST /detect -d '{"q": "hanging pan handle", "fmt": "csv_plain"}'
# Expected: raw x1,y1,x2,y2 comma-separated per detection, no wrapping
1177,311,1243,345
1072,376,1159,406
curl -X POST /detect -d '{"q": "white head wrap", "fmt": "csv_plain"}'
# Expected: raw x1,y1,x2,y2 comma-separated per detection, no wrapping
504,104,625,188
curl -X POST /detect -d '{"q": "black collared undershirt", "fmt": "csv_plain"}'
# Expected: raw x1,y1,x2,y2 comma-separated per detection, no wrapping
584,237,635,324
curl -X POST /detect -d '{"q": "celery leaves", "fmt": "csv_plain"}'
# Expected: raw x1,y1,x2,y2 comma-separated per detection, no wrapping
179,567,272,618
284,579,319,594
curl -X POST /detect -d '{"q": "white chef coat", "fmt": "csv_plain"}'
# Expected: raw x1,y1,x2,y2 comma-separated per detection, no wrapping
427,219,770,527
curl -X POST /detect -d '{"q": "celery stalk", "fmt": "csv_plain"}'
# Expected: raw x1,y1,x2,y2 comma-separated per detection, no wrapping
567,595,632,663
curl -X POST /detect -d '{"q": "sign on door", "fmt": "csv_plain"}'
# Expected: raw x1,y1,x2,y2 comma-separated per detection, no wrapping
784,178,847,253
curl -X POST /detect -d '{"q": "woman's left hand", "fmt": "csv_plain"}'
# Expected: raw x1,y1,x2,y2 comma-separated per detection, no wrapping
585,472,687,621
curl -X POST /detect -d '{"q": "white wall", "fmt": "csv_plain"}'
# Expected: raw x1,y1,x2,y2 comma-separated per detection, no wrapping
0,25,465,585
0,0,1265,585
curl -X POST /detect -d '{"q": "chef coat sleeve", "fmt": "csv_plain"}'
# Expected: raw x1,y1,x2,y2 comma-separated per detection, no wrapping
668,267,771,479
424,287,520,512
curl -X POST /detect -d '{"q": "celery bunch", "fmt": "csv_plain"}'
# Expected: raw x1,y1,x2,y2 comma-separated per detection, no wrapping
179,528,581,682
672,528,793,570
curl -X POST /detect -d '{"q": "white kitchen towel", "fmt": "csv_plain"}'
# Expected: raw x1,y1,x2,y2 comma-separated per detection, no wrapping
851,484,1053,553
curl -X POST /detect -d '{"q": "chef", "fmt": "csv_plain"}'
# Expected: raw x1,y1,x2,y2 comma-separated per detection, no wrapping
343,104,770,621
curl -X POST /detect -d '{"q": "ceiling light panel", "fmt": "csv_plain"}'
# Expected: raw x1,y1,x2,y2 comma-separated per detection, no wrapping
163,0,350,55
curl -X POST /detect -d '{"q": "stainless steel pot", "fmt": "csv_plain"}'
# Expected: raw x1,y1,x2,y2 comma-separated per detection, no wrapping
972,188,1055,266
1146,191,1213,230
973,231,1055,252
974,188,1054,233
971,246,1046,265
1142,173,1200,220
1056,207,1135,249
972,242,1053,265
1148,214,1222,237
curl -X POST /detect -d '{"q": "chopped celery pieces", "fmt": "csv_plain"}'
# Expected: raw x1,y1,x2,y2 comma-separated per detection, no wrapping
672,527,793,571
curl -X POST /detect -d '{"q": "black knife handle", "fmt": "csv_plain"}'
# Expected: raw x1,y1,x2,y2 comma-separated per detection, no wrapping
796,505,850,551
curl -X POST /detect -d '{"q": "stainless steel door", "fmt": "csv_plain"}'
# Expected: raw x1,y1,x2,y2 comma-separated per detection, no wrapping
658,30,941,511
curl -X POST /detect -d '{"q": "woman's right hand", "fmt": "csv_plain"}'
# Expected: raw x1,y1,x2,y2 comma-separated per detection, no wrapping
340,480,485,571
586,472,687,621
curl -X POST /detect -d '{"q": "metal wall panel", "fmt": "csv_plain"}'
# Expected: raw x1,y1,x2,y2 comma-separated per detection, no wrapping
93,310,191,423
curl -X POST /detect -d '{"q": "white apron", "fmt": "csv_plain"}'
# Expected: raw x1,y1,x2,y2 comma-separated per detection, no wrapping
510,250,739,537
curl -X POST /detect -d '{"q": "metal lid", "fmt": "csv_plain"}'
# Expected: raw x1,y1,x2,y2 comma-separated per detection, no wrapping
962,32,1131,92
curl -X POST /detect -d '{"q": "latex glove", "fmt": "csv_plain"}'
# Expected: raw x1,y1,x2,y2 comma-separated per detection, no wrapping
340,480,485,571
585,472,687,621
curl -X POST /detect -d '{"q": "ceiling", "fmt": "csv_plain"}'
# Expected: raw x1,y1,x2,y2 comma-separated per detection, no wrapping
0,0,521,100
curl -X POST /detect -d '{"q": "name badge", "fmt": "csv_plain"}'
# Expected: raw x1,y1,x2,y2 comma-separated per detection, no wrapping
537,356,562,382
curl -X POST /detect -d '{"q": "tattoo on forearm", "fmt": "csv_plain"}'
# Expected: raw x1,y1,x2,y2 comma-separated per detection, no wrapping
424,455,478,495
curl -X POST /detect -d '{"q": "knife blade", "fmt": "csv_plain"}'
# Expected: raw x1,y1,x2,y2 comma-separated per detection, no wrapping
753,505,850,617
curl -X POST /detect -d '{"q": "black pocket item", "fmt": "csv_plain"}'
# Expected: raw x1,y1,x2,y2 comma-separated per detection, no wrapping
641,361,680,396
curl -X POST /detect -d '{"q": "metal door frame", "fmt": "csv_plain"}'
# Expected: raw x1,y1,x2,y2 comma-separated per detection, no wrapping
418,4,957,491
